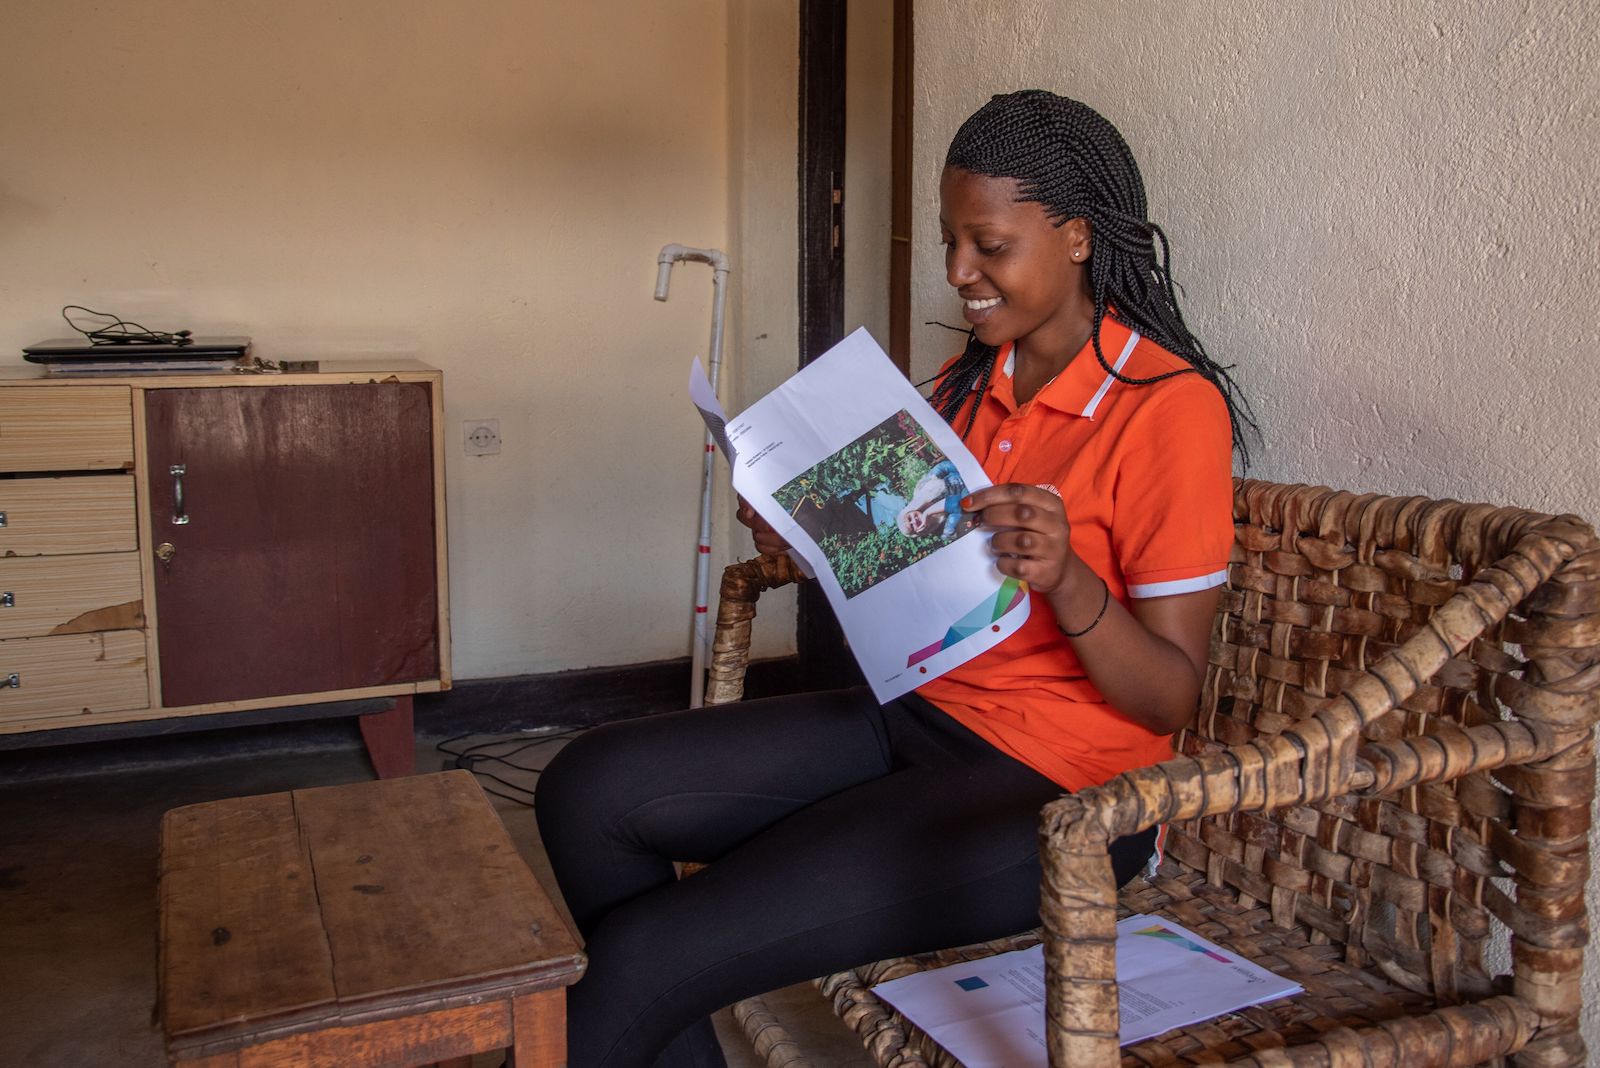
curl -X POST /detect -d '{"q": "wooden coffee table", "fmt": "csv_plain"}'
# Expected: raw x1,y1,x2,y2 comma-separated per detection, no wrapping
159,770,584,1067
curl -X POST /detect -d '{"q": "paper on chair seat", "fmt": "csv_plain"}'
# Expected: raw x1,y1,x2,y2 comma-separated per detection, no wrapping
871,915,1302,1065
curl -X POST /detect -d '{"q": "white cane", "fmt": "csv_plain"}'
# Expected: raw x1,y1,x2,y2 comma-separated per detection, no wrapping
655,244,730,708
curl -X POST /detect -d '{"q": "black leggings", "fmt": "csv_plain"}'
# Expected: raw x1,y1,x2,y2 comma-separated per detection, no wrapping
534,688,1156,1068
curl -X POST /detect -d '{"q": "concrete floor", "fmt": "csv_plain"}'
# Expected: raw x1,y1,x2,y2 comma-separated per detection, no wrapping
0,729,875,1068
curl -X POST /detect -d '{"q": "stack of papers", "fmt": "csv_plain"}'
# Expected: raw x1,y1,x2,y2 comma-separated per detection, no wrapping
872,915,1301,1066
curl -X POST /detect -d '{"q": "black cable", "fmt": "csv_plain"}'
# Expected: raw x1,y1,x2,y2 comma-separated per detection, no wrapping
456,769,539,807
61,304,193,346
434,728,587,808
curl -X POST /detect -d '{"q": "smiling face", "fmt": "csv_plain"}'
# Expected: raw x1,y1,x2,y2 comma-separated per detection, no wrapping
939,167,1095,361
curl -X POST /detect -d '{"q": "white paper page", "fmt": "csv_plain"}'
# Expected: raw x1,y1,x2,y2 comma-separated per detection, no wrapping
689,357,815,579
1110,915,1301,1045
872,916,1302,1064
688,356,737,464
919,1004,1047,1068
690,328,1029,701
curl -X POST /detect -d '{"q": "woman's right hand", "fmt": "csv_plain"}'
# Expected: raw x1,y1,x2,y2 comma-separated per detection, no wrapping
736,497,792,556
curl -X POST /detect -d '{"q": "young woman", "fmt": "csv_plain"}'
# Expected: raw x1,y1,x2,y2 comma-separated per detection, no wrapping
536,90,1250,1068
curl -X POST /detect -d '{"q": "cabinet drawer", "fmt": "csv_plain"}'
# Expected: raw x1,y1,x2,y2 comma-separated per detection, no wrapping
0,553,144,639
0,630,148,721
0,387,134,472
0,475,138,556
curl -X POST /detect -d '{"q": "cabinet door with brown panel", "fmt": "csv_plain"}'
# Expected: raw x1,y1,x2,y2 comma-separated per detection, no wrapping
144,381,441,709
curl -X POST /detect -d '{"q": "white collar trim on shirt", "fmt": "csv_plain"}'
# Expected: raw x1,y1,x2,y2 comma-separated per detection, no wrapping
1080,330,1141,419
996,332,1143,418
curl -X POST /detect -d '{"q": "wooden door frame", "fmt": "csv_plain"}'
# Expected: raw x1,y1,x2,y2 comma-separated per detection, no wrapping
796,0,854,687
795,0,913,688
889,0,913,373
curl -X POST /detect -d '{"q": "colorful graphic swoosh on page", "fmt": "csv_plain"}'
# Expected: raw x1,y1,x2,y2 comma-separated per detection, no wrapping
1134,925,1231,963
906,578,1027,667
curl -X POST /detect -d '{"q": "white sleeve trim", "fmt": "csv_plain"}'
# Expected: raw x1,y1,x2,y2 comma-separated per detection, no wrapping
1127,569,1228,599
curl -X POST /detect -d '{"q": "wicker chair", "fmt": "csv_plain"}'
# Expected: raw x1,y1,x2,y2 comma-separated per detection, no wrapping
705,479,1600,1068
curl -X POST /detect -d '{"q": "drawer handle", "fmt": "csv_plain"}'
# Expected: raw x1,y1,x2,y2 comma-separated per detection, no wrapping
1,674,18,689
0,511,7,527
0,592,11,608
171,464,191,525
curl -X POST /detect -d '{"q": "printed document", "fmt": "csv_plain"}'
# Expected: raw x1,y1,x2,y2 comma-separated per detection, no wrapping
871,915,1302,1065
690,328,1029,701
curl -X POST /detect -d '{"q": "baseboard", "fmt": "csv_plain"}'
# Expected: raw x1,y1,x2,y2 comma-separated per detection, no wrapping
0,656,809,782
415,655,810,734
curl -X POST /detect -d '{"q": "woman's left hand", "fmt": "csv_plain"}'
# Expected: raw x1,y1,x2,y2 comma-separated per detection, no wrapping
961,483,1078,594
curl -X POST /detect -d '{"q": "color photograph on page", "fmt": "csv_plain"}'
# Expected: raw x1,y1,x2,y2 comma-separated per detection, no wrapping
690,328,1029,701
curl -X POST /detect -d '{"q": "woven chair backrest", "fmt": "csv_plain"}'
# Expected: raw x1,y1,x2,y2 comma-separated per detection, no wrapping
1176,480,1600,1006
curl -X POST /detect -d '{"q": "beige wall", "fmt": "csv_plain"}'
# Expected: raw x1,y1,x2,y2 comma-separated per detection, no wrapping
846,1,895,346
724,0,801,658
723,0,896,660
915,0,1600,1039
0,0,899,679
0,0,735,680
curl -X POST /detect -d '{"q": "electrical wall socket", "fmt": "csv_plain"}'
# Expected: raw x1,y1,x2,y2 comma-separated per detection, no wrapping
463,419,501,456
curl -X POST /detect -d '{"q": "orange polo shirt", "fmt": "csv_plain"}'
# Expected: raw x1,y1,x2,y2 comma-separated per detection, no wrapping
917,317,1233,791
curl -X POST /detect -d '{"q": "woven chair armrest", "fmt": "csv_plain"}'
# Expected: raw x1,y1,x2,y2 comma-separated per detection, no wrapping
1047,518,1594,850
1032,519,1596,1068
705,553,807,706
1354,714,1588,796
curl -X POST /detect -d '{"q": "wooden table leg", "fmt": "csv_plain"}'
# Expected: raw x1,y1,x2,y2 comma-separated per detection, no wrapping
509,988,567,1068
359,694,416,779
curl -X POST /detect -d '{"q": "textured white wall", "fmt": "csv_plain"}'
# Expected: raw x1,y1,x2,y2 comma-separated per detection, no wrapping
915,0,1600,1043
912,2,1598,519
0,0,731,680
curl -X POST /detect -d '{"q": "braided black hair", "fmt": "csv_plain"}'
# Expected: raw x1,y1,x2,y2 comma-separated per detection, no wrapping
927,90,1255,462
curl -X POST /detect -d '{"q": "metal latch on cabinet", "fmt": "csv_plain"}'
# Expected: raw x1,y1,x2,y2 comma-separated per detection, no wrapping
0,592,12,608
171,465,190,525
1,674,18,689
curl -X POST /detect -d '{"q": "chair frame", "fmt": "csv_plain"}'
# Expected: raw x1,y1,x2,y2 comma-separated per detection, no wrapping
706,479,1600,1068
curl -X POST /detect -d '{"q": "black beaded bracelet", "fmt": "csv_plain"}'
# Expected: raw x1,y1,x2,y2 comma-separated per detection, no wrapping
1059,577,1109,638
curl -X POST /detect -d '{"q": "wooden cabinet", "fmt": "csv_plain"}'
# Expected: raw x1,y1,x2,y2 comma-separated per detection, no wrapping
0,363,450,738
